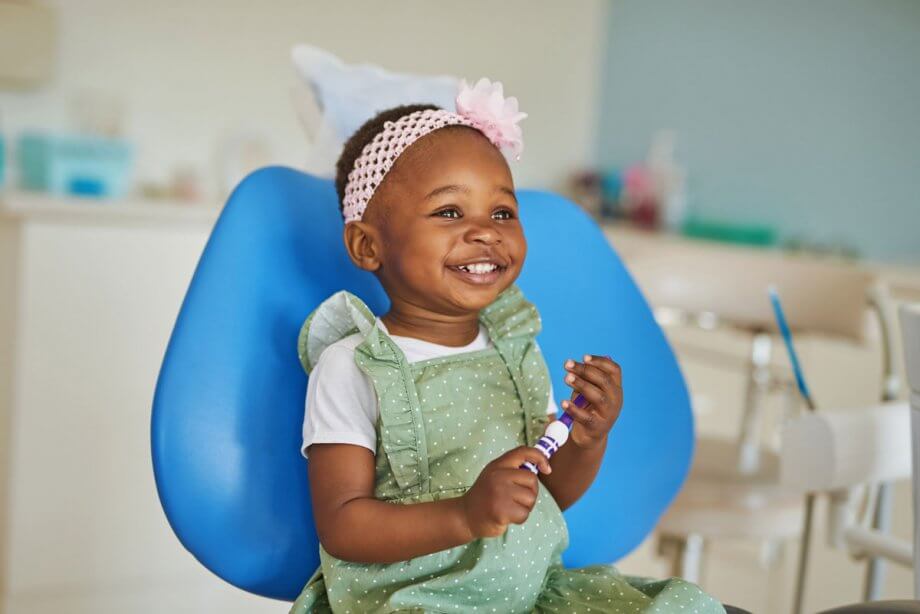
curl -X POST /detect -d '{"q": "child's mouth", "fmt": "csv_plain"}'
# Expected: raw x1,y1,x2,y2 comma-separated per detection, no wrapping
446,261,507,285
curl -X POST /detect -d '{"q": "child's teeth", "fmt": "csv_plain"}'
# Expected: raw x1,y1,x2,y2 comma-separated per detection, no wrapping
463,263,496,274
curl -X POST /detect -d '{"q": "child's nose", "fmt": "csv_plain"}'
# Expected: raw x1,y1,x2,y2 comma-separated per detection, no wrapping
464,221,502,244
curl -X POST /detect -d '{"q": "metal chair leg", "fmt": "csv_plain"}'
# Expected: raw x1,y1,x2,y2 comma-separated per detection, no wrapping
658,533,705,584
792,493,816,614
657,533,683,577
679,533,706,584
864,482,894,600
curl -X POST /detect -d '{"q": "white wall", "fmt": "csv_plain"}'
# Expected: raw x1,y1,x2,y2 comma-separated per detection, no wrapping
0,0,608,196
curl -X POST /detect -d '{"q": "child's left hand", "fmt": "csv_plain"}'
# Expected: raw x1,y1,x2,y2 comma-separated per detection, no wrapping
562,354,623,449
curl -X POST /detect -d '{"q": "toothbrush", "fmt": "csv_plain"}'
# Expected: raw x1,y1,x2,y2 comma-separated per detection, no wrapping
768,286,815,410
520,393,587,473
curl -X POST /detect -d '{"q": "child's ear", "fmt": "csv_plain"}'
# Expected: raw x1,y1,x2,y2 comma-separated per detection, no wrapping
343,222,382,272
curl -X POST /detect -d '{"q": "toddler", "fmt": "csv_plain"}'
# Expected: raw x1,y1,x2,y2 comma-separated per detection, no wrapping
292,78,724,614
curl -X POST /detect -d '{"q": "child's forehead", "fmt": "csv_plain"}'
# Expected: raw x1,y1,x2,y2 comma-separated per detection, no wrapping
362,128,514,224
390,129,512,191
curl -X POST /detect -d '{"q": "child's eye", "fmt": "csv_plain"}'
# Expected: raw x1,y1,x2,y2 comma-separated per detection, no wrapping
492,208,516,220
434,207,461,219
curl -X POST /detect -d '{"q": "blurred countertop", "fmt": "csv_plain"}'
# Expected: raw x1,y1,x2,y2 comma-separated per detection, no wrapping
0,190,221,228
602,222,920,303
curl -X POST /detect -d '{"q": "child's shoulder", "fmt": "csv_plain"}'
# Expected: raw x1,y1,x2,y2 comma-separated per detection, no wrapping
313,331,364,368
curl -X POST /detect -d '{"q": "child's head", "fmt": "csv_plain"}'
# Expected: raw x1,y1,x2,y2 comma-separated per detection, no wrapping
336,80,528,317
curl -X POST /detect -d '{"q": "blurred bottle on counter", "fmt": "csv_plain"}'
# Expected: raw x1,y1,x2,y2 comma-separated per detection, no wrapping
0,111,5,188
599,171,623,218
0,137,5,190
566,170,603,217
621,164,658,229
646,130,687,231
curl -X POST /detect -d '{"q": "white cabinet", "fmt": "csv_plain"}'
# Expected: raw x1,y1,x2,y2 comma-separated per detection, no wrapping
0,194,277,613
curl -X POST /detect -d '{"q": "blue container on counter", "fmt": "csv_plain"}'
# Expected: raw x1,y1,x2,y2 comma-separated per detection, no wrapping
17,132,133,198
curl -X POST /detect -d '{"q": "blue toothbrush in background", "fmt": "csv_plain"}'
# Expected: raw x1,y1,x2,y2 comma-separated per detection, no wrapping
769,285,816,412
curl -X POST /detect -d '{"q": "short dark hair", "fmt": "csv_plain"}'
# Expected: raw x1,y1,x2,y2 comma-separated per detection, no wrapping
334,104,440,212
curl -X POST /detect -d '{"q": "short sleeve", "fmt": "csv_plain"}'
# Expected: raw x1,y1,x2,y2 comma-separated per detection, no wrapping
536,340,559,416
547,382,560,416
302,343,379,458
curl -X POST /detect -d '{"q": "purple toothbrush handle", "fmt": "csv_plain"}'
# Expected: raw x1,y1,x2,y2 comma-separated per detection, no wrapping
559,392,587,427
519,393,587,473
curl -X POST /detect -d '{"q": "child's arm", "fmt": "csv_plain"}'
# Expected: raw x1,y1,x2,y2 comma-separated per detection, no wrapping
539,355,623,510
308,443,552,564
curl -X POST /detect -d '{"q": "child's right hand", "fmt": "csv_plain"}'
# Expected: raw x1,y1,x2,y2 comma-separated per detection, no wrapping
460,446,552,538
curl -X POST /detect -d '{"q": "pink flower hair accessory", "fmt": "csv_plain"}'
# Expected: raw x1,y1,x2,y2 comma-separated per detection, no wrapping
456,78,527,159
341,77,526,223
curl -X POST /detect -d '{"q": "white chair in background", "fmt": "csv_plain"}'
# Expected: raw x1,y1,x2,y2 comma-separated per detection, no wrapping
900,303,920,599
786,303,918,613
627,243,901,608
781,402,912,604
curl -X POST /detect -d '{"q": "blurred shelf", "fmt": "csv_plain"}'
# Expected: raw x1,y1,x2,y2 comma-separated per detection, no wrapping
0,190,221,228
602,221,920,302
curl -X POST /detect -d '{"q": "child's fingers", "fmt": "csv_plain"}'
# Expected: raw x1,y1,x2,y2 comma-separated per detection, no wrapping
563,370,605,408
509,500,535,525
566,360,615,392
498,469,540,499
496,446,552,474
561,398,599,426
584,354,622,385
509,482,539,509
566,357,621,390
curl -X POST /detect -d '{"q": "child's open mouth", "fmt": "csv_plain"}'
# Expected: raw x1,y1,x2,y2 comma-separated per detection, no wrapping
446,261,508,285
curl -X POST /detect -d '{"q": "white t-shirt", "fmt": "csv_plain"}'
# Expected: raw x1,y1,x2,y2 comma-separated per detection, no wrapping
302,319,558,458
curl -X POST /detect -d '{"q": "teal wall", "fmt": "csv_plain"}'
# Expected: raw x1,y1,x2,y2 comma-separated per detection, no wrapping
598,1,920,263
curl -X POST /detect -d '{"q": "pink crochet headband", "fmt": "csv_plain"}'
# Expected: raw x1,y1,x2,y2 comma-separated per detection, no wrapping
342,78,527,223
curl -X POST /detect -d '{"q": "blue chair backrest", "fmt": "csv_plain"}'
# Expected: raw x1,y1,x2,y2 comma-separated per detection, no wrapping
152,167,693,601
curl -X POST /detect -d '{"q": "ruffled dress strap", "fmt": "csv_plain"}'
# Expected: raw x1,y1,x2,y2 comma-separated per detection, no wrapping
353,325,432,495
478,284,552,446
297,290,431,495
297,290,376,375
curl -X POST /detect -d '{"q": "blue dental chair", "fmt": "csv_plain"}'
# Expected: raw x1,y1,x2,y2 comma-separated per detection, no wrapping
151,167,694,602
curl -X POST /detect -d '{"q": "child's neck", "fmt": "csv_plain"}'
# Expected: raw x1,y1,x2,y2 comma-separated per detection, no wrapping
381,305,480,347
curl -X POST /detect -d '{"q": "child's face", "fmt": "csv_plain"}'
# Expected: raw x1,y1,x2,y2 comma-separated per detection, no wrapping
355,128,526,316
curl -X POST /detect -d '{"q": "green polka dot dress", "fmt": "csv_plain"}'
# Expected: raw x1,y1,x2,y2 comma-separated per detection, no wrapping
291,285,724,614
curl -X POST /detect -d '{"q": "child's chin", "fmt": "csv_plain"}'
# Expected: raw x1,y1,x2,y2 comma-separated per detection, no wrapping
438,270,518,311
454,283,511,310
